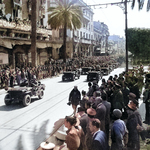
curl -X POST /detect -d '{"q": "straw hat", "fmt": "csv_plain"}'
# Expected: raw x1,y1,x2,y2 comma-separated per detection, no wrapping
55,130,67,141
40,142,55,150
54,124,67,141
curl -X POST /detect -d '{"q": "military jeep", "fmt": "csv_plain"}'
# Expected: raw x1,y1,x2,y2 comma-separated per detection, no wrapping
4,81,45,107
87,71,102,82
62,70,80,81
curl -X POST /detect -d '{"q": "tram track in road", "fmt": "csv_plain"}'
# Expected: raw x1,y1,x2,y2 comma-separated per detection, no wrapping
0,68,123,128
0,79,88,142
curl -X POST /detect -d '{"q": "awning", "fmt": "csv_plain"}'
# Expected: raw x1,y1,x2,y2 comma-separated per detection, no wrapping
0,38,62,49
36,42,47,48
0,39,12,49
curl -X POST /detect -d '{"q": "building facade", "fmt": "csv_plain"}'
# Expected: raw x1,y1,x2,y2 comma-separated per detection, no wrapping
93,21,109,56
0,0,109,68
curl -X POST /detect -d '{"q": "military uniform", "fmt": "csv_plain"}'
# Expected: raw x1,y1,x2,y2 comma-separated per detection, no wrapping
143,86,150,124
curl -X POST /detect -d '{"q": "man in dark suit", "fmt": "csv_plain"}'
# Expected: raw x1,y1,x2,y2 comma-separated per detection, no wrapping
89,119,109,150
101,90,111,143
68,86,81,115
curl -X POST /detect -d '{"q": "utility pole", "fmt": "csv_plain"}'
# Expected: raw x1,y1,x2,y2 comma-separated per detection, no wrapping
125,0,128,72
31,0,37,67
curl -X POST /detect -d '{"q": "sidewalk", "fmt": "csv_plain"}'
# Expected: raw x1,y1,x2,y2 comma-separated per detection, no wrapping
0,88,6,95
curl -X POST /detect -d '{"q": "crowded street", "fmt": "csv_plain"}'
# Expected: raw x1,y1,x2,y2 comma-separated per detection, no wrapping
0,66,126,150
0,65,148,150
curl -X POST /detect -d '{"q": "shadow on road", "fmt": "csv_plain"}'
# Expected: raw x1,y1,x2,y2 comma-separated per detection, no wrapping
58,81,75,83
0,98,42,111
32,119,49,150
16,135,25,150
0,104,23,111
14,120,50,150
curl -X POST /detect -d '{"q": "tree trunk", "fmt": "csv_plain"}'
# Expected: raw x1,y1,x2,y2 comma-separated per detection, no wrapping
63,22,67,62
31,0,37,67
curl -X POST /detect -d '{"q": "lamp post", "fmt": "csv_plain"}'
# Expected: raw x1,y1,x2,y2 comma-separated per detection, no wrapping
125,0,128,72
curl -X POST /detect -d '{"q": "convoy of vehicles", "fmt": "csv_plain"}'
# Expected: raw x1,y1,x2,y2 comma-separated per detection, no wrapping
4,60,119,106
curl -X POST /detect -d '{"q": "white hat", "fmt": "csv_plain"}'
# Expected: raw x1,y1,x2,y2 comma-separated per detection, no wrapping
55,130,67,141
40,142,55,149
54,124,67,141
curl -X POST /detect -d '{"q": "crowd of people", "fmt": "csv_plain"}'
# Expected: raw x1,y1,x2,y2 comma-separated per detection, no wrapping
40,64,150,150
0,56,117,90
1,56,149,150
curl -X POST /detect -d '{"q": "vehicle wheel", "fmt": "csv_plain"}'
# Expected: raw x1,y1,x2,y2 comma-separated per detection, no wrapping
38,89,44,99
72,76,75,81
4,94,11,106
23,94,31,106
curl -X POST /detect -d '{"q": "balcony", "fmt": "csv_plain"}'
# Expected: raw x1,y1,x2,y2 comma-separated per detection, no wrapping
0,19,52,41
13,0,22,6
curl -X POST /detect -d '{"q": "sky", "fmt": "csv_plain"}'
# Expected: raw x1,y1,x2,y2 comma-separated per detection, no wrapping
83,0,150,37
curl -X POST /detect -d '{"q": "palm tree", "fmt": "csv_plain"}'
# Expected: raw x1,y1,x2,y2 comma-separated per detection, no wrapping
47,0,83,62
131,0,150,11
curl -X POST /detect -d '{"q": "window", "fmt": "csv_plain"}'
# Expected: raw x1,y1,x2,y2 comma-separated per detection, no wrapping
86,33,88,39
77,31,79,37
83,32,85,38
80,31,82,38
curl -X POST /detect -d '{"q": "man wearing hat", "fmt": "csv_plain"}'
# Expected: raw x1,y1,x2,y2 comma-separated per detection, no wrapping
68,86,81,115
111,109,128,150
76,107,88,135
126,99,143,150
111,82,125,112
95,100,106,132
85,107,96,150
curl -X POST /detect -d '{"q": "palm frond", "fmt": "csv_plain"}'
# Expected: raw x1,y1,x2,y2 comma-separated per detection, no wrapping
147,0,150,11
131,0,135,9
47,0,82,30
138,0,145,10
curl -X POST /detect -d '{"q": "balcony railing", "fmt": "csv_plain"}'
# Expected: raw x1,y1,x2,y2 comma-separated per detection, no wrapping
13,0,22,6
0,19,52,36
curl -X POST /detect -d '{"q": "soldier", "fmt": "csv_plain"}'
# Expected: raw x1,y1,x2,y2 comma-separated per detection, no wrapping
111,82,125,112
68,86,81,115
143,84,150,125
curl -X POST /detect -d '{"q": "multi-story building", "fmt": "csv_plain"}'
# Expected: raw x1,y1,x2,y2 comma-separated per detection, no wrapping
0,0,109,68
108,35,125,55
0,0,61,68
93,21,109,56
73,0,94,57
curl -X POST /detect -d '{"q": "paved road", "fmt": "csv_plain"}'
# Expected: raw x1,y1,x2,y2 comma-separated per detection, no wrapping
1,66,145,150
